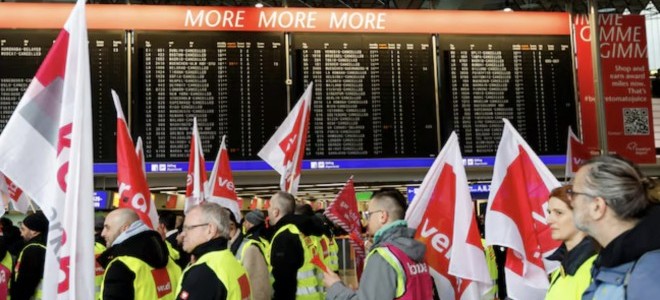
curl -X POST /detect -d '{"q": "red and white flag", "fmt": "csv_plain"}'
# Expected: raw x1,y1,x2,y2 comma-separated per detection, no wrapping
0,1,95,298
324,177,365,277
112,90,159,229
565,127,592,179
258,83,313,194
406,132,492,300
206,135,242,221
0,173,31,214
135,136,146,179
485,119,561,300
184,117,208,213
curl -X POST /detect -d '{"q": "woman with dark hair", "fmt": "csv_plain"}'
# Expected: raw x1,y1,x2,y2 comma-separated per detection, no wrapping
545,185,597,300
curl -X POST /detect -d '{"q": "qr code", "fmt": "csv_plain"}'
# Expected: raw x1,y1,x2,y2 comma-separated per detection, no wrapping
623,108,650,135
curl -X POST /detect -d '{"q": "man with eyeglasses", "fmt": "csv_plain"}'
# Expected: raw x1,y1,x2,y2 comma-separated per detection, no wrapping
322,188,435,300
176,202,252,300
97,208,182,300
571,155,660,299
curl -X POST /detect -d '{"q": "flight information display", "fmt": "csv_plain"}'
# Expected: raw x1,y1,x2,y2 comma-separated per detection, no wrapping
133,31,288,161
292,33,438,158
439,35,577,156
0,30,128,162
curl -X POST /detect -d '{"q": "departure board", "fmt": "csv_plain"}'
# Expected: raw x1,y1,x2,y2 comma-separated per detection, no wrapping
439,35,577,156
0,30,128,162
134,31,287,161
292,33,438,158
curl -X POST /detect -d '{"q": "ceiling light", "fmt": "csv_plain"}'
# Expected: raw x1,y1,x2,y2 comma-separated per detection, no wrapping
255,2,264,8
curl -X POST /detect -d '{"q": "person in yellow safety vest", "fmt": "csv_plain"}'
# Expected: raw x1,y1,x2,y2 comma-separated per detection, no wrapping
323,188,435,300
0,236,14,299
267,192,324,300
314,212,339,273
176,203,252,300
97,208,182,300
236,209,272,300
480,239,498,299
159,212,189,269
12,211,48,300
545,185,597,300
94,214,108,300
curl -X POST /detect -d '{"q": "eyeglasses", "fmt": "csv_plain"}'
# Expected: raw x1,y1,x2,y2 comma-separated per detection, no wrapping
362,210,383,220
182,223,209,232
567,188,598,201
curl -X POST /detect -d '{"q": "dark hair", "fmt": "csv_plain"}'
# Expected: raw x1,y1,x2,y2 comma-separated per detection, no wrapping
159,211,177,230
295,204,314,216
371,188,407,220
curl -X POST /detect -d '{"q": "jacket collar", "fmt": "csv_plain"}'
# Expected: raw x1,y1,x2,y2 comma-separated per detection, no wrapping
548,238,597,275
191,237,229,260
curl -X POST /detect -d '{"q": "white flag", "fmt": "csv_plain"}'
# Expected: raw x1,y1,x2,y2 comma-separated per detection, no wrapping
184,117,208,213
485,119,560,300
0,0,95,298
258,83,312,194
206,135,242,221
406,132,492,300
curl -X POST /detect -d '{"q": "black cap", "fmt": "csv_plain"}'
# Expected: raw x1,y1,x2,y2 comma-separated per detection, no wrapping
23,211,49,233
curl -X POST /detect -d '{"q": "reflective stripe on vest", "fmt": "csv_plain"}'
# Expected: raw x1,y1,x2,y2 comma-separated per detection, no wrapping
327,237,339,272
0,251,13,299
101,256,181,300
267,224,324,299
94,242,107,299
16,243,46,300
176,249,251,300
367,244,434,300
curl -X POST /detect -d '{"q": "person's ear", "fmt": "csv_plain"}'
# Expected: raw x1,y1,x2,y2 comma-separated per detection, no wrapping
591,197,608,220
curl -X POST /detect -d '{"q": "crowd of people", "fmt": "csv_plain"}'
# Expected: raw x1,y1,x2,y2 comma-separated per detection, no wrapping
0,155,659,299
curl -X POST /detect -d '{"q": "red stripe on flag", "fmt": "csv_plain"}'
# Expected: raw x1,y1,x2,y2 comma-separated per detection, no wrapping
35,29,69,86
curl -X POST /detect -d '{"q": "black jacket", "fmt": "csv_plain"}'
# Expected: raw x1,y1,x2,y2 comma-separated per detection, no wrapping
11,234,46,300
596,204,660,268
97,230,171,300
176,237,230,300
268,214,320,300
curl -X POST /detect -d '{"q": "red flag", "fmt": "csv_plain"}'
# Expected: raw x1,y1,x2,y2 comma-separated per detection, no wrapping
0,173,31,214
258,83,312,194
206,135,242,221
112,90,159,229
485,119,561,300
324,177,366,278
0,1,95,297
406,132,492,300
135,136,146,179
565,127,592,179
184,117,208,213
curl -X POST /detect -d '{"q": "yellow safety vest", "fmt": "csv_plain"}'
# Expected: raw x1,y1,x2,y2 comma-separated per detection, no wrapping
236,236,269,264
327,237,339,272
176,249,251,300
94,242,107,300
164,240,181,262
267,224,324,300
15,243,46,300
482,239,499,298
1,250,13,300
545,255,596,300
366,247,406,298
100,256,181,300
